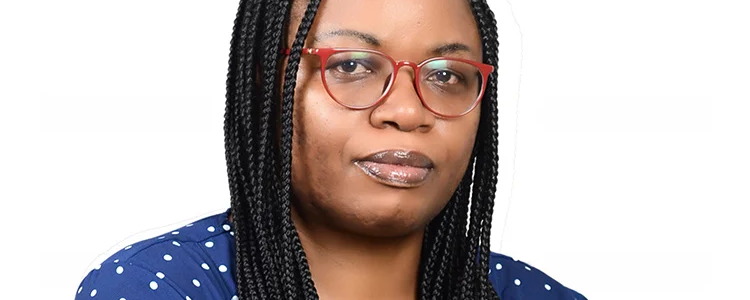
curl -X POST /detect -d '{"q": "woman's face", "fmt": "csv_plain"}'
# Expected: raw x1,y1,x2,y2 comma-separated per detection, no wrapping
287,0,483,237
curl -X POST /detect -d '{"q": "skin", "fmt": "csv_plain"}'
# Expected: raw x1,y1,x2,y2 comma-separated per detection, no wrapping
281,0,483,299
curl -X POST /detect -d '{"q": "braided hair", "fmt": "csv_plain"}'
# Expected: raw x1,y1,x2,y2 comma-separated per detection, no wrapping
223,0,501,299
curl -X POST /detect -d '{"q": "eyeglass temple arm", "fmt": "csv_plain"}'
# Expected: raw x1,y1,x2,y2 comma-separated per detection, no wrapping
281,48,318,55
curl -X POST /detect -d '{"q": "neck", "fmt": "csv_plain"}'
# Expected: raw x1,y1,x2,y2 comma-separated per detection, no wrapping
291,206,424,300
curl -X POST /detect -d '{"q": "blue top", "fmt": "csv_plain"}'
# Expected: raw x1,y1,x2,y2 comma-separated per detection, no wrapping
75,209,587,300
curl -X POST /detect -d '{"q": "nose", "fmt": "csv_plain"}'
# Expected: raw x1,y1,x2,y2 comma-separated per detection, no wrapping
369,64,435,132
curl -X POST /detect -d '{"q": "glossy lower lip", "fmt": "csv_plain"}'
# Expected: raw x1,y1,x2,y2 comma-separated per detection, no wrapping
354,161,432,188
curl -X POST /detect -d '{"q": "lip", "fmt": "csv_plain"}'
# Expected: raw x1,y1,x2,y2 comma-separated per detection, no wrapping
354,150,435,187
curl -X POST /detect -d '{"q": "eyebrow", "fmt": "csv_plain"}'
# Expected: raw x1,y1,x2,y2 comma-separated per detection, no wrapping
431,43,473,56
313,29,381,46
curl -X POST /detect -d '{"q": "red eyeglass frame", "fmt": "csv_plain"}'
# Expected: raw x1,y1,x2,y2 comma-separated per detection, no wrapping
283,47,494,118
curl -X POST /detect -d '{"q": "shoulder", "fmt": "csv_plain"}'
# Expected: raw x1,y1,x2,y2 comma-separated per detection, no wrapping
74,209,237,300
488,252,587,300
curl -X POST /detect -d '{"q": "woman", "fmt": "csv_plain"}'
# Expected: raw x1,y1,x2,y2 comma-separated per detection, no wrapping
75,0,586,299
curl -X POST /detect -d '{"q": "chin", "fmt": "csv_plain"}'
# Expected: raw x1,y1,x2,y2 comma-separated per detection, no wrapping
292,172,451,238
347,217,425,238
340,192,437,238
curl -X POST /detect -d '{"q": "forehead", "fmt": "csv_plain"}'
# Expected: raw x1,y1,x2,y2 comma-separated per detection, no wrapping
293,0,482,58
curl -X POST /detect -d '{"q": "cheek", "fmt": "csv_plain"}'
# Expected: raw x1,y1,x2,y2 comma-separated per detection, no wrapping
290,67,346,201
463,109,481,150
290,60,353,166
441,110,481,185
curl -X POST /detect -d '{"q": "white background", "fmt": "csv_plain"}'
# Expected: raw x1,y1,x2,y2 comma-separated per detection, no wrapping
1,0,747,299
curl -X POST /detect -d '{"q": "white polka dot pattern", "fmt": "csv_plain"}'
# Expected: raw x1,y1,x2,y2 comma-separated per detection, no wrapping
72,209,587,300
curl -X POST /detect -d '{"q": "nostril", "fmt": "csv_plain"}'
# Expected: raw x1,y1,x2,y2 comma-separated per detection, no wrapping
382,120,400,130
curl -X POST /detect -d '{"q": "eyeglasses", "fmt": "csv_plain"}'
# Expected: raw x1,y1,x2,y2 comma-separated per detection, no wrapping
284,48,494,118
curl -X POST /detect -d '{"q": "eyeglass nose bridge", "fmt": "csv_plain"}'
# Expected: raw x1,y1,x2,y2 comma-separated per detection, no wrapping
380,60,423,101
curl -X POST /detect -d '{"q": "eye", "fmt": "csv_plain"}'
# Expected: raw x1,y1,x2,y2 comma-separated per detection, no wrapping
331,60,371,75
427,70,461,85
